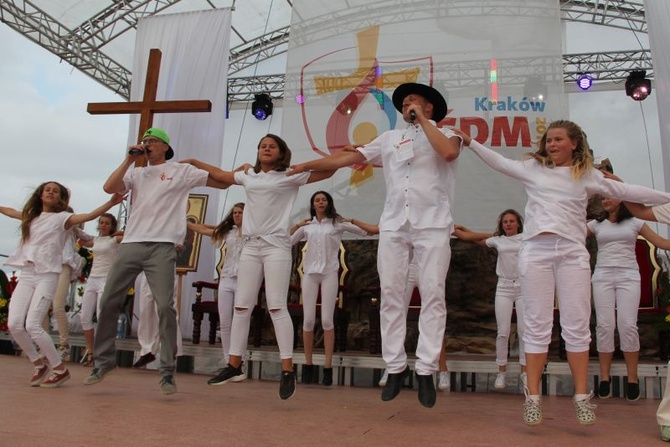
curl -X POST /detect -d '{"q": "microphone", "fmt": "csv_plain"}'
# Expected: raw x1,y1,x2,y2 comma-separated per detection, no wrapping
409,110,416,121
128,147,145,156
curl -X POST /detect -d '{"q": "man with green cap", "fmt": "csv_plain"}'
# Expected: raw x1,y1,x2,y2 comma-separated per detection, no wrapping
83,127,214,395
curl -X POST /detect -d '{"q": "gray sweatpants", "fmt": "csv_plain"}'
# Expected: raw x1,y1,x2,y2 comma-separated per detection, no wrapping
93,242,178,376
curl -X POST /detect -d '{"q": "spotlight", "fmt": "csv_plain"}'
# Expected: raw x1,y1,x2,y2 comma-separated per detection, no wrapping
576,74,593,91
252,93,273,120
625,70,652,101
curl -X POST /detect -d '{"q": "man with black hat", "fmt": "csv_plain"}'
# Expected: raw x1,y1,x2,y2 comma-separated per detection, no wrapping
83,127,215,395
289,83,461,407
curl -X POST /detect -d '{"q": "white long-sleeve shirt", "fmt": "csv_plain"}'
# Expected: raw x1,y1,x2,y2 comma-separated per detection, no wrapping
290,217,367,274
468,140,670,245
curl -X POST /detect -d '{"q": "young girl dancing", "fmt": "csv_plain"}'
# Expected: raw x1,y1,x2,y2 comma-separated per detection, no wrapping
188,202,246,384
453,209,526,390
290,191,377,386
456,120,670,426
78,213,122,366
182,134,334,400
0,182,122,387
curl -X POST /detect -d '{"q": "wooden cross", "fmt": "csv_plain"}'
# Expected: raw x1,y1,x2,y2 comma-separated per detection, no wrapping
87,48,212,166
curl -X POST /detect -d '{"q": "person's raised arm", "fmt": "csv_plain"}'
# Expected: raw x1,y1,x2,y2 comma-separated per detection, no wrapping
181,158,236,187
288,150,366,177
344,218,379,235
65,193,126,229
188,221,215,237
452,128,525,180
104,153,141,194
640,223,670,250
624,202,658,222
452,225,492,246
410,104,460,162
0,206,21,220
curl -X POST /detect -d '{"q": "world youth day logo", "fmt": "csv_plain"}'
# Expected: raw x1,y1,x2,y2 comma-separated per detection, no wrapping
299,26,435,187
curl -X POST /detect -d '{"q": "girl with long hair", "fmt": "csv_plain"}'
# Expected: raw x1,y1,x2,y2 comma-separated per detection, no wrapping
188,202,246,381
453,209,526,390
0,182,123,387
456,120,670,426
182,134,335,400
290,191,377,386
78,213,122,366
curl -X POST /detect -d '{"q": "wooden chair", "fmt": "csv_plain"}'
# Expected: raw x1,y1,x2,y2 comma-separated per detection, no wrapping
288,242,351,352
190,242,266,346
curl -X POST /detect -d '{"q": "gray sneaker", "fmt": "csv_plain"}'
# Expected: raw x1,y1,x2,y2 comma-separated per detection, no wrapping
160,375,177,395
83,366,117,385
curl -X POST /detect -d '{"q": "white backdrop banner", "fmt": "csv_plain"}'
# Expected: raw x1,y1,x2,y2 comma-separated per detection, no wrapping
645,0,670,194
130,9,232,336
283,0,566,231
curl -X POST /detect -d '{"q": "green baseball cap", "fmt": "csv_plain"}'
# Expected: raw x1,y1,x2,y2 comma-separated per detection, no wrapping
142,127,174,160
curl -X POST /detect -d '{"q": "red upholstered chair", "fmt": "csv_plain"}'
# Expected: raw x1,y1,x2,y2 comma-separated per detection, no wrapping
288,242,351,352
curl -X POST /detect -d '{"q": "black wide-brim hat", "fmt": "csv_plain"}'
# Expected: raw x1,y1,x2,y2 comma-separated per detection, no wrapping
392,83,447,122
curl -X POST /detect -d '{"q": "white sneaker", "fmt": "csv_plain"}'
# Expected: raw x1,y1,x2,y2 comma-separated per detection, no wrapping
58,345,70,363
520,372,528,388
438,371,450,391
494,372,506,389
574,392,597,426
378,369,389,387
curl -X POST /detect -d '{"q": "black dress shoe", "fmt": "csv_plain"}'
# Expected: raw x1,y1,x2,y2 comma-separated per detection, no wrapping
416,372,436,408
322,367,333,386
132,353,156,368
381,366,410,401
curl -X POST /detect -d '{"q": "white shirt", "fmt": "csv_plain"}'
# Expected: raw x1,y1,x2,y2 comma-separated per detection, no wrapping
290,217,367,274
122,162,208,244
234,170,311,249
220,228,243,278
485,233,522,280
6,212,73,274
653,203,670,224
469,140,670,245
62,226,93,271
587,217,644,270
89,236,120,278
358,122,460,232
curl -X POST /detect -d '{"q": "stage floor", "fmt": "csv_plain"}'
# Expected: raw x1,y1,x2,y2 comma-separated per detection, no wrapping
0,354,663,447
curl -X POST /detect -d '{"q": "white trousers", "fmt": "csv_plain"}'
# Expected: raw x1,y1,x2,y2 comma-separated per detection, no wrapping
8,266,61,365
301,270,339,331
378,223,450,375
495,279,525,366
217,276,237,363
592,266,641,353
136,272,183,357
519,235,592,353
657,362,670,425
80,276,106,331
229,238,294,360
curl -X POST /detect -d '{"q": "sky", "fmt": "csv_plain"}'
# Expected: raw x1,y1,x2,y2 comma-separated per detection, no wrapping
0,17,666,273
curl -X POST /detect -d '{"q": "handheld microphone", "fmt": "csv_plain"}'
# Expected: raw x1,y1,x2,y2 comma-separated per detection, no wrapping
409,110,417,121
128,147,144,156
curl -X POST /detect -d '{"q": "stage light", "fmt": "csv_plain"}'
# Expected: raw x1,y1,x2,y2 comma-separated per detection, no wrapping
295,94,305,104
576,74,593,91
625,70,652,101
252,93,273,120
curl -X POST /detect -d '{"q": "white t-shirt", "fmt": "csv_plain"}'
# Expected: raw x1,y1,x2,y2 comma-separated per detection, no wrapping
89,236,120,278
234,169,310,249
290,217,367,274
6,211,73,274
653,202,670,224
358,122,460,232
122,162,208,244
485,233,522,280
220,228,243,278
587,217,644,270
468,140,670,245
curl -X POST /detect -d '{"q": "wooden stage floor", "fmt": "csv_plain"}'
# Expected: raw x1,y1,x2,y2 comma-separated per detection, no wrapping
0,351,665,447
